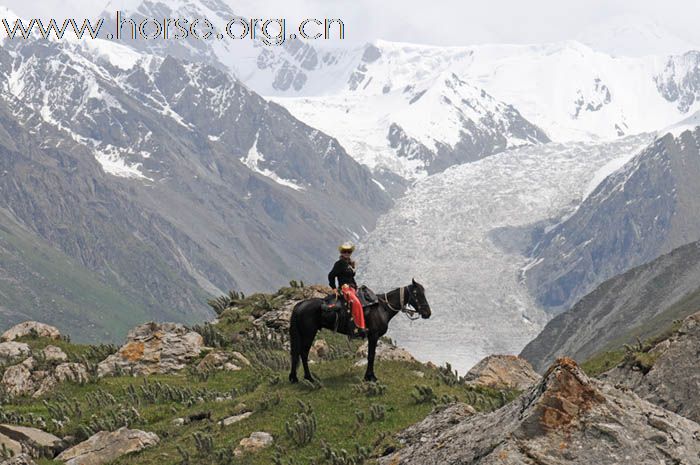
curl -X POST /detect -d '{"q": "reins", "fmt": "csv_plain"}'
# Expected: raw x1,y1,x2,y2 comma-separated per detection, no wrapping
380,286,421,320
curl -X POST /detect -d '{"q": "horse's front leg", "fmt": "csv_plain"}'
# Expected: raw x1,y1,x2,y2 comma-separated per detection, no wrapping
364,334,379,382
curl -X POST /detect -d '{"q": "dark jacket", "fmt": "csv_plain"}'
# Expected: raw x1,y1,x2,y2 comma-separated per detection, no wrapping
328,258,357,289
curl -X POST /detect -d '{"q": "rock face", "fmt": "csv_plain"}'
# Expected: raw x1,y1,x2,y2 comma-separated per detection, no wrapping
463,355,540,390
521,240,700,373
355,340,417,367
380,358,700,465
599,311,700,423
56,427,159,465
97,323,203,377
1,322,61,342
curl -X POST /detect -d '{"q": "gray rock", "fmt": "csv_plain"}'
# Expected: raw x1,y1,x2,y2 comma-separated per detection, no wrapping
355,340,417,367
41,346,67,362
0,454,36,465
0,342,30,364
380,358,700,465
220,412,253,427
56,427,159,465
599,311,700,423
97,323,203,377
0,433,23,458
1,322,60,342
1,364,34,397
0,425,61,449
234,431,273,457
464,355,540,390
54,363,90,384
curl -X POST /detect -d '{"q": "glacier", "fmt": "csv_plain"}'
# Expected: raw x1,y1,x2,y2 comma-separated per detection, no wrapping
358,135,653,374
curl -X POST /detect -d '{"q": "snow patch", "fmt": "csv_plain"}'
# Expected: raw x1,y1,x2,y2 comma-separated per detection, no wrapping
240,133,305,191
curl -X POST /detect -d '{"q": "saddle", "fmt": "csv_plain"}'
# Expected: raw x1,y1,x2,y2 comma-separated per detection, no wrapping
322,285,378,310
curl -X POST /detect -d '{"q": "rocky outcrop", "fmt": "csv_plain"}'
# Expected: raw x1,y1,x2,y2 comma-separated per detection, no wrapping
97,323,203,377
380,358,700,465
599,310,700,423
56,428,159,465
355,340,417,367
1,322,60,342
464,355,540,390
252,286,328,331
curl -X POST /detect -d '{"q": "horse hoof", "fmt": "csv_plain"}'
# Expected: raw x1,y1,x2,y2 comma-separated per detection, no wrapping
364,375,378,383
289,375,299,384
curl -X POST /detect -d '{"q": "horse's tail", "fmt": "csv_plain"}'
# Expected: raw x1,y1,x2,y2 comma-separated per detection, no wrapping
289,301,303,367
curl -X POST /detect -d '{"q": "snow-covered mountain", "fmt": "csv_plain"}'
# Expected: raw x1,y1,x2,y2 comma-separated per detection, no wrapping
0,32,391,339
272,40,700,178
94,1,700,182
358,135,652,373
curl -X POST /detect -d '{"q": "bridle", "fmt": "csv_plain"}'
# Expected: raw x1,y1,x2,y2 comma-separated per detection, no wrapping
380,285,429,320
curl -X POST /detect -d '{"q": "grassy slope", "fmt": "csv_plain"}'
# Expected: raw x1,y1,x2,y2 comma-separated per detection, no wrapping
0,287,515,465
581,286,700,376
0,212,154,343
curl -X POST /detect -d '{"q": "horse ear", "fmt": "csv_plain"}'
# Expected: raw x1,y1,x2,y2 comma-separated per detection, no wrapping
412,278,417,286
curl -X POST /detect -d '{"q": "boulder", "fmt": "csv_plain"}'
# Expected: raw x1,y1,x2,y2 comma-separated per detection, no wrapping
54,363,90,384
220,411,253,427
196,351,241,372
396,403,476,446
0,424,62,455
355,340,417,366
0,342,31,364
30,373,57,399
56,427,159,465
0,454,36,465
600,310,700,423
0,433,23,458
309,339,330,359
463,354,540,390
97,323,203,377
230,351,251,367
1,322,60,342
234,431,273,456
380,358,700,465
1,364,34,397
41,346,67,362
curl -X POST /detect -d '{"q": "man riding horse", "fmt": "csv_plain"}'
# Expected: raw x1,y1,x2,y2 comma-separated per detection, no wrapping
327,242,367,338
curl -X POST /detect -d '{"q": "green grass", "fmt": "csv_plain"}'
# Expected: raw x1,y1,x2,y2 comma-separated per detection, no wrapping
0,286,517,465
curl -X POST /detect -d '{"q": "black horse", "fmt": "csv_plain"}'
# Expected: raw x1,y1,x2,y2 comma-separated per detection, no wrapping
288,279,431,383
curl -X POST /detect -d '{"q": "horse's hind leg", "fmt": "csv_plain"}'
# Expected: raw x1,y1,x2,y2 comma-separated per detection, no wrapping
301,331,317,382
289,352,300,383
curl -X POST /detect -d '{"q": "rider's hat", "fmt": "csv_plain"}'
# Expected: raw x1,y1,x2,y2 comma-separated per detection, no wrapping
338,242,355,253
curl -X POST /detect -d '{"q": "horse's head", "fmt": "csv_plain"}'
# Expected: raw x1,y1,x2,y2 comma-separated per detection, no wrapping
408,278,431,319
